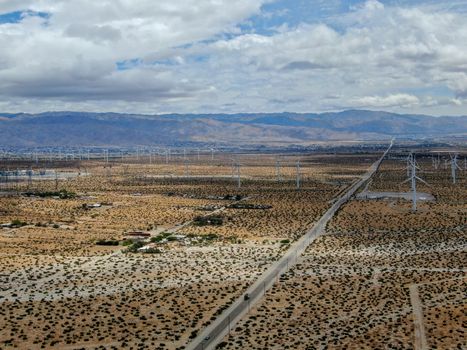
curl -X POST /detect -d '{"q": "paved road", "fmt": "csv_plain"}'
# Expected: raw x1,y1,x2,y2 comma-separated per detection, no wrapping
187,140,393,350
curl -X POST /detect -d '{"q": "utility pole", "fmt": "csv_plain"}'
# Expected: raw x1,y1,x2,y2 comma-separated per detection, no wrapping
236,163,241,188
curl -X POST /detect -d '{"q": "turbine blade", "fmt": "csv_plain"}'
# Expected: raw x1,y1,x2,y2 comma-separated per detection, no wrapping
400,178,411,185
415,176,429,186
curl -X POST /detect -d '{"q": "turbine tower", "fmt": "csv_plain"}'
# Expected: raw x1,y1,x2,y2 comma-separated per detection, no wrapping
432,153,440,170
402,154,428,212
450,154,461,184
296,160,301,190
406,153,413,177
275,157,281,182
184,158,189,177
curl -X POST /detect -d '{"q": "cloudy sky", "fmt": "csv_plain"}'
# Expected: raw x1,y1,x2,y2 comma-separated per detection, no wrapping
0,0,466,115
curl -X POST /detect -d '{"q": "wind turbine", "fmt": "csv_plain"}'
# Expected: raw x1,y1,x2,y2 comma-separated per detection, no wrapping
55,170,59,190
230,158,236,179
276,157,282,182
432,153,440,170
406,153,413,177
402,154,428,212
236,162,241,188
450,154,461,184
184,158,189,177
27,167,32,190
296,160,301,190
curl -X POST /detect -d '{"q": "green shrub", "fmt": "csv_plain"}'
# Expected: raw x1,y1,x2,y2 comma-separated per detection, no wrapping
96,240,119,246
11,219,28,227
193,215,223,226
23,190,76,199
142,248,162,254
126,241,145,253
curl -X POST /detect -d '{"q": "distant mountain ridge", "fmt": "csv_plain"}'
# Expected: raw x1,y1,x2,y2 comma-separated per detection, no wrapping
0,110,466,147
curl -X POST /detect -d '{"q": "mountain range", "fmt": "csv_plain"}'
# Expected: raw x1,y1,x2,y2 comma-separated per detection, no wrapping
1,110,466,147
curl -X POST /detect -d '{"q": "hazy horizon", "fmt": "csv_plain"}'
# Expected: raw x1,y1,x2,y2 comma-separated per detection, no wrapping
2,109,467,119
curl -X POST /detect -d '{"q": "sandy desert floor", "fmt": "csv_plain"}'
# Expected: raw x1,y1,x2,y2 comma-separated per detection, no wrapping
219,152,466,350
1,152,377,349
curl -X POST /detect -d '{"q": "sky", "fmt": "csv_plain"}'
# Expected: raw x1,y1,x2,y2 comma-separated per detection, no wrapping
0,0,467,115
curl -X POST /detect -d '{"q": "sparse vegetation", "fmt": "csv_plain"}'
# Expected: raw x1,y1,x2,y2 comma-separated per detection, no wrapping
193,215,224,226
22,189,76,199
95,239,119,246
1,150,464,349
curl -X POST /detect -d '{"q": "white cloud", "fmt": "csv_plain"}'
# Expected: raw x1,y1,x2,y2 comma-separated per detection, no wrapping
350,94,420,108
0,0,466,115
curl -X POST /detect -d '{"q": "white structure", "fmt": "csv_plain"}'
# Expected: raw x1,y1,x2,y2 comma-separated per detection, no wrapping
450,154,461,184
276,158,282,182
296,160,301,190
403,154,428,212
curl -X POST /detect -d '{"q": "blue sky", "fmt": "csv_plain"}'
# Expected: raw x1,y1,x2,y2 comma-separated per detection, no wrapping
0,0,466,115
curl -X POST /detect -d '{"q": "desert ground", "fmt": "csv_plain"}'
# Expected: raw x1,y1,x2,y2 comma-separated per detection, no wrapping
0,151,382,349
219,151,466,349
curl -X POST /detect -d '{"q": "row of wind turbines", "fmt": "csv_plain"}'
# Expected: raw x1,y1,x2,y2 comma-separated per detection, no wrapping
404,152,463,211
